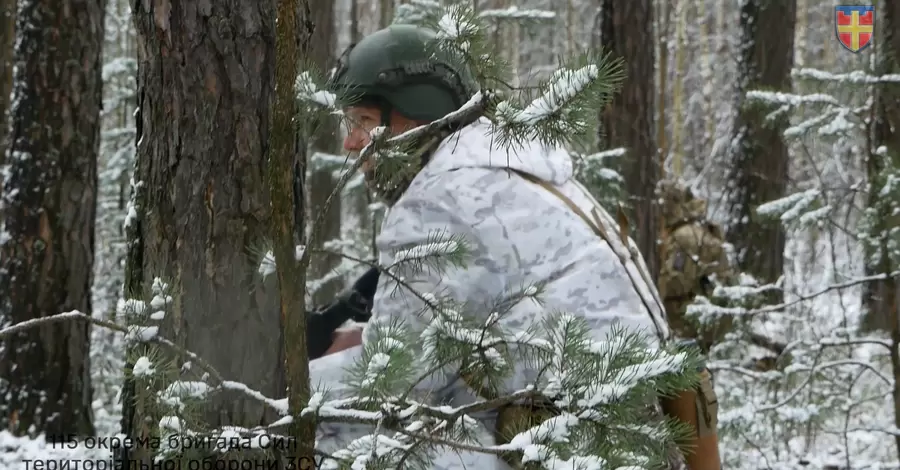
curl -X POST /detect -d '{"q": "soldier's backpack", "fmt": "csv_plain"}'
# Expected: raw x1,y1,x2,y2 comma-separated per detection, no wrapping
487,169,722,470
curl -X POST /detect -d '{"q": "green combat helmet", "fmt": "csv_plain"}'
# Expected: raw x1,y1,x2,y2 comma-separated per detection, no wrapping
326,24,480,125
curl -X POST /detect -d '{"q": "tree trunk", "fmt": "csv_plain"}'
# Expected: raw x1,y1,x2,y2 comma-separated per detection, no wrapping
598,0,660,281
656,0,671,174
0,0,103,439
122,0,283,462
379,0,394,27
864,3,900,456
0,0,15,163
273,0,316,459
307,0,344,305
670,0,688,177
351,0,360,44
861,0,900,337
724,0,795,285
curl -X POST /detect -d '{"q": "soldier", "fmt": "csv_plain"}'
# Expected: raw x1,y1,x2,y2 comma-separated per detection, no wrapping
657,180,737,354
311,24,721,470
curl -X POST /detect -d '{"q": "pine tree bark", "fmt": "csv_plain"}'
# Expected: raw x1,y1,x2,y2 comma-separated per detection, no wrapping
379,0,394,28
307,0,344,306
121,0,283,462
861,9,900,453
598,0,660,281
0,0,103,438
272,0,316,460
864,2,900,457
724,0,795,285
0,0,15,163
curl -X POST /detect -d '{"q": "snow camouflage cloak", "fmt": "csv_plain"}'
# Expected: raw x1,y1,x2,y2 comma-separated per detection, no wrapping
309,118,678,469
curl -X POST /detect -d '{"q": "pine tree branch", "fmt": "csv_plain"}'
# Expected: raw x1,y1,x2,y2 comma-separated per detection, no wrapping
310,249,442,311
396,427,507,456
0,311,569,432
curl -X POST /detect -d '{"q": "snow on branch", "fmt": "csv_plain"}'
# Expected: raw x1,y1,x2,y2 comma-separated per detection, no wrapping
436,5,478,40
688,270,900,318
582,147,626,163
746,90,841,107
793,67,900,84
295,70,336,108
490,51,624,150
392,240,461,264
502,65,598,126
477,7,556,20
0,288,289,420
0,240,699,466
258,244,307,278
755,188,823,224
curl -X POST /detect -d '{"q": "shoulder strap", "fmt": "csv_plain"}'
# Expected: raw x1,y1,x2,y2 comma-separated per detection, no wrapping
508,168,670,343
511,170,610,240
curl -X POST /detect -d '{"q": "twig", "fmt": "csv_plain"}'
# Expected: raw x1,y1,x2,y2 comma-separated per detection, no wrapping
0,311,290,415
0,310,112,339
723,271,899,316
747,332,787,356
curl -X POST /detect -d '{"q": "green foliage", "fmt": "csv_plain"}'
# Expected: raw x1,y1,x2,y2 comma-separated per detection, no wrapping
859,147,900,269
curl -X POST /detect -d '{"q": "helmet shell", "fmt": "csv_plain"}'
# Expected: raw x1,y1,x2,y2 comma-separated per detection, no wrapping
327,24,478,122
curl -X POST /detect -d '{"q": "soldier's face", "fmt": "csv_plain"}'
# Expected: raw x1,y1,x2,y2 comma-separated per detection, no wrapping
342,105,419,174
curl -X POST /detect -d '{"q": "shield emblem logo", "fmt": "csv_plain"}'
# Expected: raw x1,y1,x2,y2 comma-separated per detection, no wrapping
835,5,875,52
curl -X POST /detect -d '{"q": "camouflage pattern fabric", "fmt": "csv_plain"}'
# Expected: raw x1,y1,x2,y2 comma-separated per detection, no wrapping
657,181,736,352
309,117,673,469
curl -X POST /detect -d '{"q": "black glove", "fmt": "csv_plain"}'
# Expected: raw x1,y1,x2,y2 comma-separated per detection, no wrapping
306,267,380,359
352,266,380,305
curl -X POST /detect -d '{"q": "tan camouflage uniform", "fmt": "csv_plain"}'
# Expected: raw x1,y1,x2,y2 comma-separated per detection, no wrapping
657,181,736,353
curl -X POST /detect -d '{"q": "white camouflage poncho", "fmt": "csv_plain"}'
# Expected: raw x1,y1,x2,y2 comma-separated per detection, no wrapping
311,117,672,469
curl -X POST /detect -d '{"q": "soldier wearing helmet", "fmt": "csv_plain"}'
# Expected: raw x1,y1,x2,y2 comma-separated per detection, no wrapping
326,24,480,204
310,24,706,470
657,180,737,353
